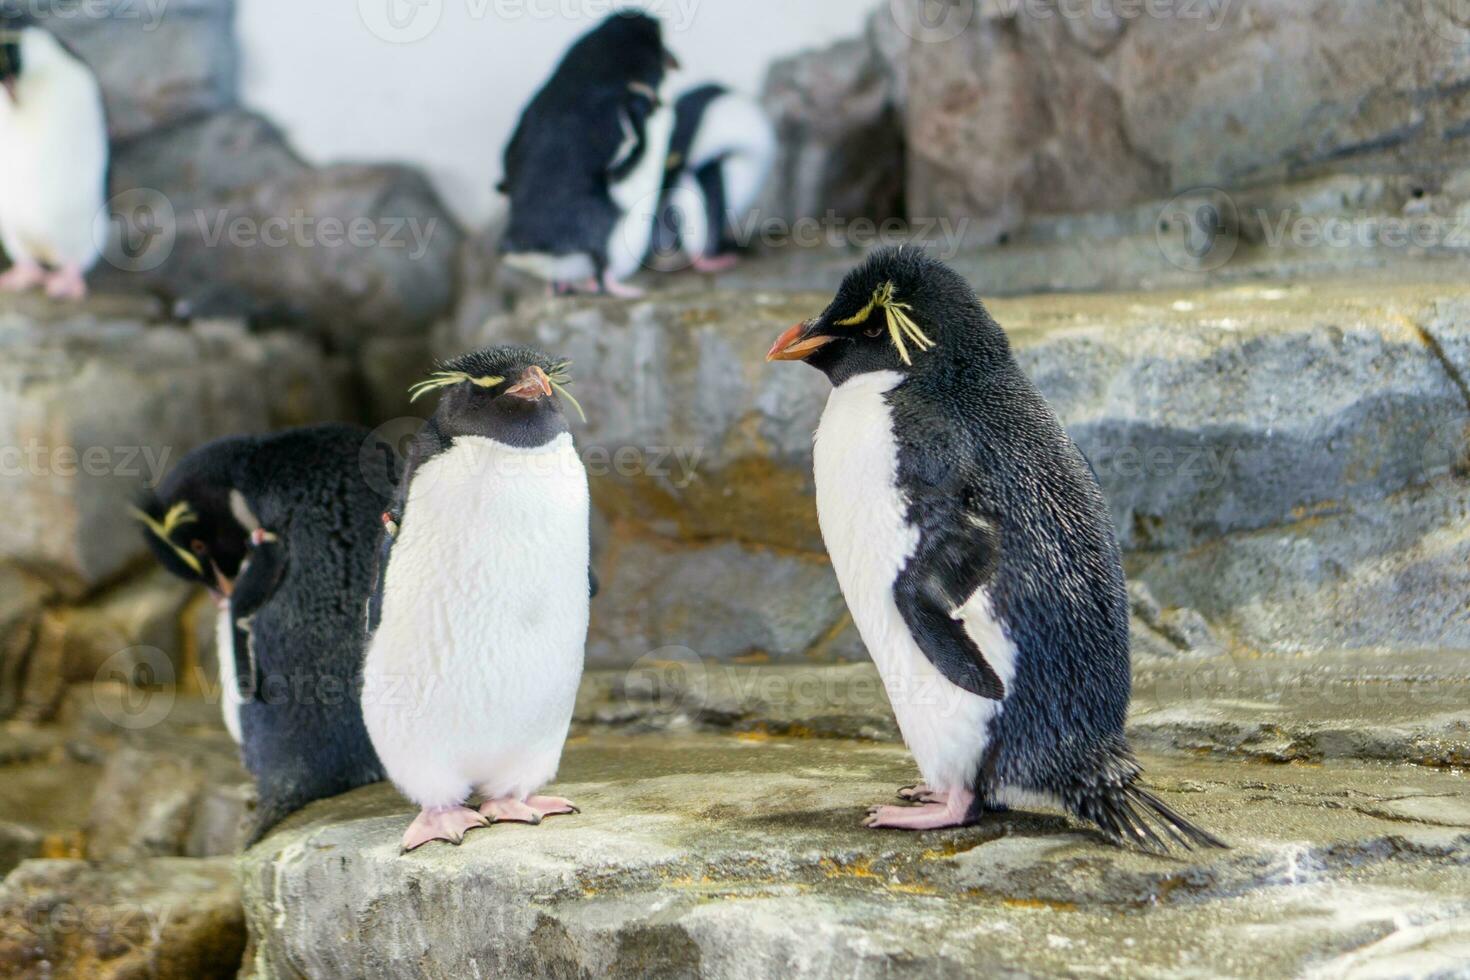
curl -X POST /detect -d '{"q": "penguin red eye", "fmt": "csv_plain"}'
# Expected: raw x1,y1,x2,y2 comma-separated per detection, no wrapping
190,540,208,556
864,326,884,338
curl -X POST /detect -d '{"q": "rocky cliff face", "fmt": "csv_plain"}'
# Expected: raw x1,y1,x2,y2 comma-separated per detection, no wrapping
441,279,1470,666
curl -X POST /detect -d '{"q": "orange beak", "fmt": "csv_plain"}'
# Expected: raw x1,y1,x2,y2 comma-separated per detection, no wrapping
505,365,554,401
766,321,835,362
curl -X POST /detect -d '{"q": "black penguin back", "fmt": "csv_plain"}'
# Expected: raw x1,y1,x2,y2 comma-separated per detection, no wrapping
228,424,396,842
500,13,669,261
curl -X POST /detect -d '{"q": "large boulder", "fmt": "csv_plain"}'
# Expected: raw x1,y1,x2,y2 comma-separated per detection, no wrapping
448,280,1470,550
104,111,464,346
238,732,1470,979
0,857,245,979
902,0,1470,243
0,293,351,597
42,0,238,142
759,6,908,235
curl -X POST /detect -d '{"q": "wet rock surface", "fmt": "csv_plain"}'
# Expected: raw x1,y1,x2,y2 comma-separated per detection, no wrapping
239,733,1470,979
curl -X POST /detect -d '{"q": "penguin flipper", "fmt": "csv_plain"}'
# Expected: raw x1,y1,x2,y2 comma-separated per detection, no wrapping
894,516,1006,700
589,566,600,599
229,534,287,695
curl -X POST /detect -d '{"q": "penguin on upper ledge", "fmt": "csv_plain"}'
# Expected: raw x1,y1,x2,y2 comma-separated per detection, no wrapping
498,12,679,298
0,8,107,300
135,424,393,843
648,84,774,274
766,247,1226,853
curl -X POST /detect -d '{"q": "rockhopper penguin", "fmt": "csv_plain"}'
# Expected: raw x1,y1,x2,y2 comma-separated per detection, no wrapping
135,424,393,843
0,9,107,300
766,248,1224,852
649,84,774,273
499,12,679,298
364,346,592,852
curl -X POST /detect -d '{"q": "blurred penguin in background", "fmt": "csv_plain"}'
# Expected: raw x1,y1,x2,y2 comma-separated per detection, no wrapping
0,8,107,300
499,11,680,298
649,85,775,274
135,425,394,843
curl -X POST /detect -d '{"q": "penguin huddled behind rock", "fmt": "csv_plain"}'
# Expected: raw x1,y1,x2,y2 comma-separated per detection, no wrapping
768,247,1225,852
364,346,593,852
648,84,774,274
135,424,393,843
0,9,107,300
499,12,679,298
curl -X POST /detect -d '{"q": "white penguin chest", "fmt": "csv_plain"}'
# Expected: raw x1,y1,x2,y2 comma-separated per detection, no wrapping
813,371,1009,791
369,434,590,702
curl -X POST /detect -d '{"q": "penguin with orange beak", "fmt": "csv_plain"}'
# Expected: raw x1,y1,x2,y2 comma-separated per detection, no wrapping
767,247,1224,852
363,346,594,852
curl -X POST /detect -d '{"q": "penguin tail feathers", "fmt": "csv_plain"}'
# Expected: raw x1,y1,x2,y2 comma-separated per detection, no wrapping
1074,783,1228,855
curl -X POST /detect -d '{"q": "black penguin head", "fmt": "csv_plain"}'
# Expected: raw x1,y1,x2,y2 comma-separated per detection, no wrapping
0,7,34,101
766,247,1012,387
410,345,584,450
134,437,256,599
577,11,679,91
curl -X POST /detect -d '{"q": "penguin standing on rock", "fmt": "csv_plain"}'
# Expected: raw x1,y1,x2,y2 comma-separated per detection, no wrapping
364,346,592,852
135,425,393,843
767,247,1224,852
499,12,679,298
649,85,774,273
0,10,108,300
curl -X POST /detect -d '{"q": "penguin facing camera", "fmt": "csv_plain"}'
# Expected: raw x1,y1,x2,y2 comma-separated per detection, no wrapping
0,9,108,301
135,424,393,843
364,346,593,852
766,247,1225,852
648,85,775,274
498,12,680,298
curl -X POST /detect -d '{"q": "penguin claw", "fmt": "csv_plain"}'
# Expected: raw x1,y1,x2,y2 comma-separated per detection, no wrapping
526,795,580,817
897,784,948,804
479,797,543,824
864,789,976,831
400,806,490,853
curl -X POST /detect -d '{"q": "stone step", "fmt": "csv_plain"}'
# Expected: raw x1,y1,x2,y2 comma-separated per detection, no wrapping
574,647,1470,771
239,734,1470,979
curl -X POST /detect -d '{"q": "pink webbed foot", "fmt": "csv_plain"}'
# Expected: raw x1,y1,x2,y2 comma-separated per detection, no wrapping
865,787,975,830
526,794,579,817
401,805,489,852
0,261,46,293
599,271,643,299
45,265,88,301
480,797,543,824
897,784,948,804
691,252,738,274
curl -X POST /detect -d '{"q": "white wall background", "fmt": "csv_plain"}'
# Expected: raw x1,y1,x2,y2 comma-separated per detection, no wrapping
237,0,870,229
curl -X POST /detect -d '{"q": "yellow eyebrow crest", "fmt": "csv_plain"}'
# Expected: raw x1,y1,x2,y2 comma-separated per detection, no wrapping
407,371,506,403
130,501,204,575
834,280,936,366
